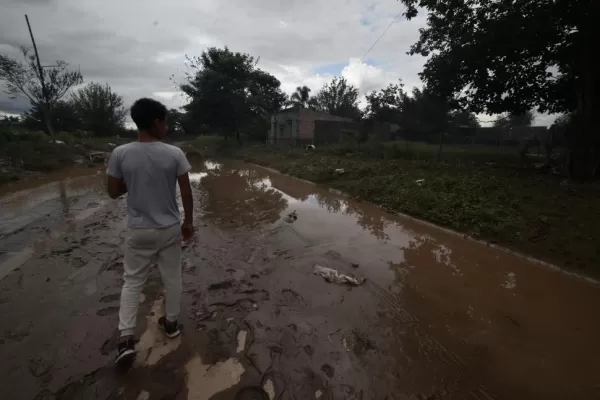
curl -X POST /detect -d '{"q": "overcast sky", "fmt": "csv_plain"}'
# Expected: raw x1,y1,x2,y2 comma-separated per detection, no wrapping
1,0,554,126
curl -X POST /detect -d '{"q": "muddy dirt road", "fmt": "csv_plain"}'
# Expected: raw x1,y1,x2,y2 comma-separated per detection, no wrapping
1,161,599,400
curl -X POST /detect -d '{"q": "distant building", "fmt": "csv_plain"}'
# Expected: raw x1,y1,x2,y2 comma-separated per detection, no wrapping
268,106,396,145
469,126,548,146
269,106,353,145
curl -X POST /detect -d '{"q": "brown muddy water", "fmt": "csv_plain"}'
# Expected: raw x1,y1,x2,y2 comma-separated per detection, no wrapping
0,160,599,400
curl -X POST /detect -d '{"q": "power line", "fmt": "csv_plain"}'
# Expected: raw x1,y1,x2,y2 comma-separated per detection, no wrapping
360,7,405,62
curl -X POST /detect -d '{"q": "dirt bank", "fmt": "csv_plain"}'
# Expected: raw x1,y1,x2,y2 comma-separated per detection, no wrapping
1,160,599,399
0,131,130,185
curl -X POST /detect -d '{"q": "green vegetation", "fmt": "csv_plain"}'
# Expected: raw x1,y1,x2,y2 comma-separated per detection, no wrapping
0,128,131,183
399,0,599,179
179,47,287,141
0,47,83,135
225,142,600,276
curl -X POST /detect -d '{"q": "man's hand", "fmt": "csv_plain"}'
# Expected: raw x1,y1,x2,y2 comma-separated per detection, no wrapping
107,176,127,199
119,179,127,195
177,172,194,242
181,220,194,242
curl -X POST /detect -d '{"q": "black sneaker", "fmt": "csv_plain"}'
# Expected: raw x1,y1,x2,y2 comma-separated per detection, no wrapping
115,338,135,365
158,316,181,338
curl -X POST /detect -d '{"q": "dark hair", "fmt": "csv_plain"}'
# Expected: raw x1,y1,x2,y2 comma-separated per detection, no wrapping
130,98,167,130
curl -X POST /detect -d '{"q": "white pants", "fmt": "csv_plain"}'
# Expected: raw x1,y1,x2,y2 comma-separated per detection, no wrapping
119,224,182,337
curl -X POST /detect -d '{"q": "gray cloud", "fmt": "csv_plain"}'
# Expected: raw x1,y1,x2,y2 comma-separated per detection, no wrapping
0,0,432,122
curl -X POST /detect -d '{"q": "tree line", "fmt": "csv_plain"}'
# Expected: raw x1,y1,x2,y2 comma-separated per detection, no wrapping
1,47,132,136
176,47,483,143
0,44,533,143
1,0,597,177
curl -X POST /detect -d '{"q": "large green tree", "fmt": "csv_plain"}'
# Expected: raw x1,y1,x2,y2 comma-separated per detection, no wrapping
71,83,127,136
312,77,362,120
365,80,405,123
289,85,312,108
0,47,83,135
365,82,477,142
180,47,286,141
21,100,81,132
493,110,535,131
166,108,184,135
400,87,450,142
449,110,480,129
399,0,600,177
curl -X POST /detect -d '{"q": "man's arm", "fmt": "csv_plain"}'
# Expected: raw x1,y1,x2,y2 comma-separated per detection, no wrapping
106,149,126,199
178,172,194,240
107,176,127,199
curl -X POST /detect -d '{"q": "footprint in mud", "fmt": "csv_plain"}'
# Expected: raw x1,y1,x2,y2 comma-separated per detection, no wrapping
278,288,307,308
96,306,119,316
303,345,314,356
321,364,335,379
28,347,56,377
209,280,235,291
234,387,270,400
68,257,86,269
33,389,54,400
237,289,270,302
54,367,121,399
105,261,123,271
348,330,376,355
99,293,120,303
239,280,254,291
100,335,119,356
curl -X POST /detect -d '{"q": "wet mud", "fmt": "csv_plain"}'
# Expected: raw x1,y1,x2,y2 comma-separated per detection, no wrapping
1,160,599,399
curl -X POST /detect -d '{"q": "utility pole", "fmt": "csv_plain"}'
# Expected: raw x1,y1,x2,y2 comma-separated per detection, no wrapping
25,14,54,135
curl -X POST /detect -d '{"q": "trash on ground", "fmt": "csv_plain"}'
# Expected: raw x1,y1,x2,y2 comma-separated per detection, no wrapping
88,151,107,163
305,144,316,151
334,168,345,174
342,337,350,352
284,210,298,223
328,328,342,343
313,265,366,286
415,179,425,185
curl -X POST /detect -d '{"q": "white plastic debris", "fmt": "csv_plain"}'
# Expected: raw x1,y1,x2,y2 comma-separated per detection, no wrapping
236,330,247,353
342,337,350,352
334,168,345,174
306,144,316,151
284,210,298,223
263,379,275,400
415,179,425,186
49,140,65,145
313,265,366,286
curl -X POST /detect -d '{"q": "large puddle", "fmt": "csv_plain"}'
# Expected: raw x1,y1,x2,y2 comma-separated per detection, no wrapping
189,160,600,399
1,160,599,399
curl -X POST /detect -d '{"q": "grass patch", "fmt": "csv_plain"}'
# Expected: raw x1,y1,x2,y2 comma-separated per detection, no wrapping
0,129,133,183
224,143,600,276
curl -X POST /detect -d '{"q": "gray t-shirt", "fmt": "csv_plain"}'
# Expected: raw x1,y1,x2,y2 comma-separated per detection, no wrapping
106,142,191,229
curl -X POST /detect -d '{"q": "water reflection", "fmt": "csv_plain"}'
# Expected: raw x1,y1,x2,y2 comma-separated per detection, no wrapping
192,160,400,242
0,172,104,236
195,163,288,228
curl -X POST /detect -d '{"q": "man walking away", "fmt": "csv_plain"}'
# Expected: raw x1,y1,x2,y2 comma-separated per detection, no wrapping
106,98,194,365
